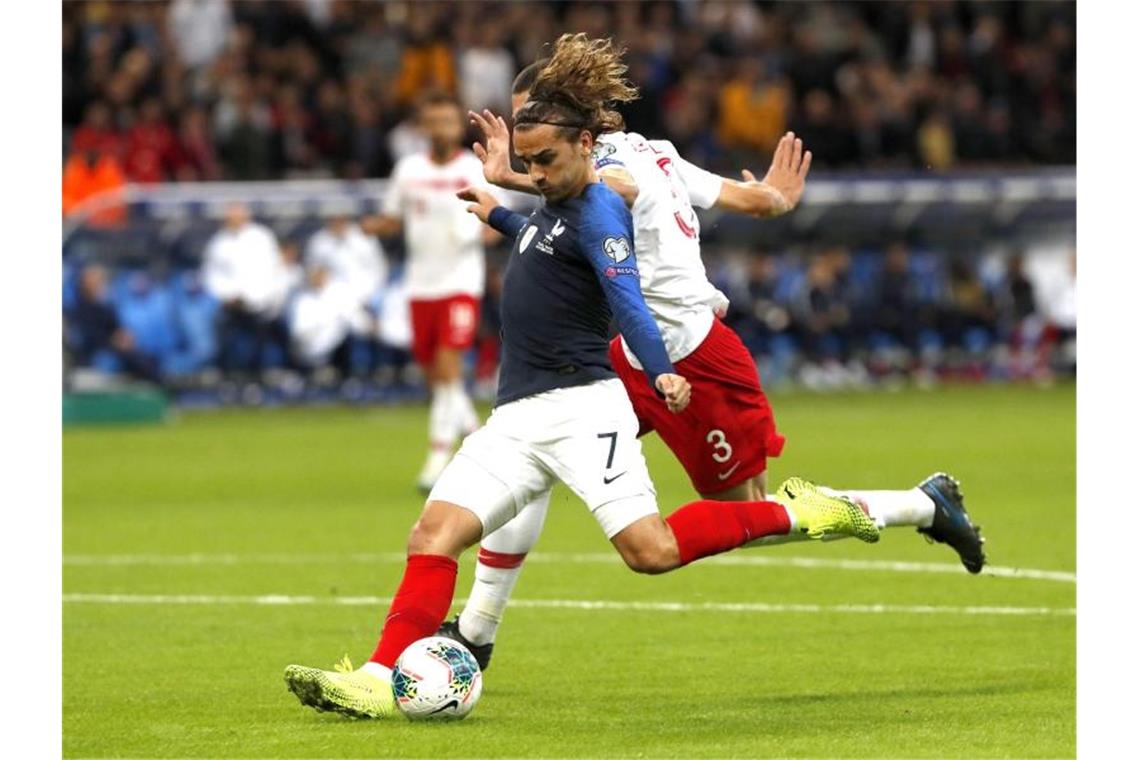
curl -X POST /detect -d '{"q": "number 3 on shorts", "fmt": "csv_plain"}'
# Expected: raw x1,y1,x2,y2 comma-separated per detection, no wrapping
706,429,733,463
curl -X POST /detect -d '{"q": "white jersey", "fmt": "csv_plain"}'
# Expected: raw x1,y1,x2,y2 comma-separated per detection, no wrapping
383,150,490,300
202,221,290,317
591,131,727,365
305,224,387,307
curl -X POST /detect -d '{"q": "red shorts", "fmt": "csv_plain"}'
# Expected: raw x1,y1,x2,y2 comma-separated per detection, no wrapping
409,294,480,367
609,318,785,495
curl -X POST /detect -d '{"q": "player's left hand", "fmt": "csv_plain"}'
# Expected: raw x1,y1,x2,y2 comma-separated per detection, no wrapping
457,187,498,224
745,131,812,216
470,109,513,186
656,373,691,414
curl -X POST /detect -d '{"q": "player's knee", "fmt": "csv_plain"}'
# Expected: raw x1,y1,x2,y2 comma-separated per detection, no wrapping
406,501,480,558
620,542,680,575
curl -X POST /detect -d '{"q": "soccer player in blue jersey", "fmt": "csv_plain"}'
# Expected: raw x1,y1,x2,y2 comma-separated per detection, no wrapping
283,53,879,719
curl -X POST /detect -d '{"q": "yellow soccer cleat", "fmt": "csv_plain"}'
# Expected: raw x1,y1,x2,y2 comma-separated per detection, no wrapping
284,656,396,719
775,477,881,543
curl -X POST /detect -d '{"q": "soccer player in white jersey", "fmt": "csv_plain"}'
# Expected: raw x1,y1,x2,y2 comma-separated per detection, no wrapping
440,35,986,669
365,92,497,491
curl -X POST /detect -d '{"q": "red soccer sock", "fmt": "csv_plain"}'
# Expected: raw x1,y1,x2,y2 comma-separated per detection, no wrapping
369,554,458,668
665,499,791,566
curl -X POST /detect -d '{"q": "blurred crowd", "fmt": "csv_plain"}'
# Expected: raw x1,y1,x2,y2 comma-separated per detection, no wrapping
711,243,1075,389
63,0,1075,210
63,201,1077,398
62,0,1077,399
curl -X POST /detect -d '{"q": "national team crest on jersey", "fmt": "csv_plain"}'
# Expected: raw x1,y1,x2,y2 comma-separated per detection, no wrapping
603,236,631,263
536,218,566,255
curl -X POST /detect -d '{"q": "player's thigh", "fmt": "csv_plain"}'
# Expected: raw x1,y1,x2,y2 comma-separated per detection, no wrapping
699,471,768,502
664,327,785,496
429,414,554,537
667,383,779,495
407,500,485,558
535,379,660,540
409,298,441,369
441,295,479,353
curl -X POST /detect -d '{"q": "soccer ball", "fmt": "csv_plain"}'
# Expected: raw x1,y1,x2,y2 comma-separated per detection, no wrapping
392,636,483,720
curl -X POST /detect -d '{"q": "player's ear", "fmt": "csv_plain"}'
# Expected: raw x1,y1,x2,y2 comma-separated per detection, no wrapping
579,130,594,157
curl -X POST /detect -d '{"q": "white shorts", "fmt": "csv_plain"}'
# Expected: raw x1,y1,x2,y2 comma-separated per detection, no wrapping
429,378,659,539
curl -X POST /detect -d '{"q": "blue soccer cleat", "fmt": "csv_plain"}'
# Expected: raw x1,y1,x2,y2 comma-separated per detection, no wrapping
917,473,987,574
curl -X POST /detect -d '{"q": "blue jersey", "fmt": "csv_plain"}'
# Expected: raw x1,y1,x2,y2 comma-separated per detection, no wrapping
487,182,675,407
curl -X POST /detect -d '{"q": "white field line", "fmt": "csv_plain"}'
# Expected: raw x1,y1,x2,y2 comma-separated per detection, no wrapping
61,593,1075,617
63,551,1076,584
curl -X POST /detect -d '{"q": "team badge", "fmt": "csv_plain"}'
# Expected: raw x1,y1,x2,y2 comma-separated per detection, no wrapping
603,236,631,263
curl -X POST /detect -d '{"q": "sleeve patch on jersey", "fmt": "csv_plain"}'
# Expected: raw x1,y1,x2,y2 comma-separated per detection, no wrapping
604,265,639,279
603,236,632,263
591,142,618,160
594,157,625,170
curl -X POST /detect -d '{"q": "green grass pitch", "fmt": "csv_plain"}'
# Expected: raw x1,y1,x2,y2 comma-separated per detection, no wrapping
64,384,1075,758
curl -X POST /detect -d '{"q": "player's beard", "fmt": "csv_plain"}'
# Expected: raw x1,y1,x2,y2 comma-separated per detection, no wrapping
429,139,456,162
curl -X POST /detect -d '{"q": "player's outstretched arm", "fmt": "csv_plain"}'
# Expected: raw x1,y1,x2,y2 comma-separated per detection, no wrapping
469,109,538,195
715,131,812,218
580,191,688,413
360,214,402,238
457,187,528,237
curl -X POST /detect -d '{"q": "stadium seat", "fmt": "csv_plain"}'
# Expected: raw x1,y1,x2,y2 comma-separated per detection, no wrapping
165,271,220,376
113,272,179,363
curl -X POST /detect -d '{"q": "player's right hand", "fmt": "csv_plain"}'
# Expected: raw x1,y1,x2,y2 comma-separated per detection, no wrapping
470,109,513,186
457,187,498,224
753,130,812,213
655,373,691,414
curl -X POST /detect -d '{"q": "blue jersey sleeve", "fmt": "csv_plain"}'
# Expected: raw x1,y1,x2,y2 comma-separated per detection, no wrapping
488,206,530,239
578,185,675,390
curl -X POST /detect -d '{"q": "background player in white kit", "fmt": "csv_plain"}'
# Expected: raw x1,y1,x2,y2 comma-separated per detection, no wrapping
365,92,499,491
440,35,987,669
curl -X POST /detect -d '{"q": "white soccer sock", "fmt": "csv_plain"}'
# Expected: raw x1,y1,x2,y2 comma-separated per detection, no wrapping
458,497,549,646
458,562,525,646
360,661,391,682
455,384,479,436
443,379,479,438
427,383,455,450
821,487,935,530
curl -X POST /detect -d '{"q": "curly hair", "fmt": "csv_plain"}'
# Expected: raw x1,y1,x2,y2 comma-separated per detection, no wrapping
514,33,639,139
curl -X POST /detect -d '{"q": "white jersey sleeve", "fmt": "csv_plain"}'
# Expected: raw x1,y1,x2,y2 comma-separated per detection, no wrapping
647,139,723,210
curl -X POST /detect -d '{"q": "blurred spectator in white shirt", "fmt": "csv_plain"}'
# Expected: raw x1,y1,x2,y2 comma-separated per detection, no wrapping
458,22,515,114
168,0,233,70
289,265,373,374
203,203,289,318
305,216,387,311
202,202,291,377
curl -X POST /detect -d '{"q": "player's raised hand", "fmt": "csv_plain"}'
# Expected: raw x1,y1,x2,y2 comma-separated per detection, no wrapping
469,109,513,186
752,130,812,214
656,373,691,414
457,187,498,224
